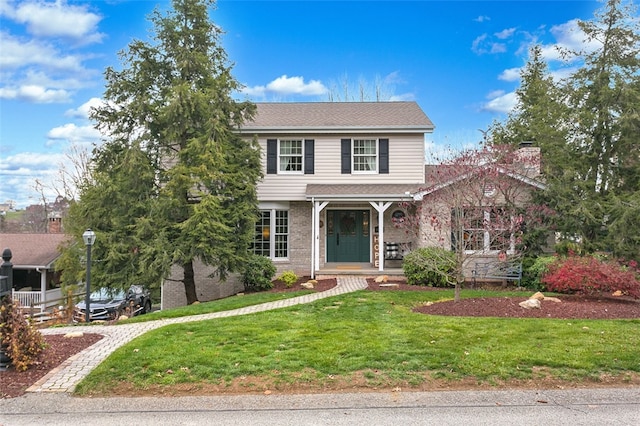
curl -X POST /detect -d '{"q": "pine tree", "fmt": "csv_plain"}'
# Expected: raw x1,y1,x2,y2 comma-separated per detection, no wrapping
63,0,261,303
559,0,640,254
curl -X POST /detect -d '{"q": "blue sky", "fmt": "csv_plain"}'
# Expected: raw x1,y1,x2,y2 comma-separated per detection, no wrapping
0,0,611,208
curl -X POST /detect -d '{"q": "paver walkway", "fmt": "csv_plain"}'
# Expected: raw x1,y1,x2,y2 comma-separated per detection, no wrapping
30,276,369,393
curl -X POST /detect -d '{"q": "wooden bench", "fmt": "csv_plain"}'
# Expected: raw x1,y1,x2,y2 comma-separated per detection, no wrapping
472,260,522,286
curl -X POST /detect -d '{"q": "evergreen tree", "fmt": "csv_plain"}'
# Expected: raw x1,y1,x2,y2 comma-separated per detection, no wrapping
490,0,640,259
560,0,640,254
62,0,261,303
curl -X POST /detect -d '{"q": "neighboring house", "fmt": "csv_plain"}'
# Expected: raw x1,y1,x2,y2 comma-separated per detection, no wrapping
0,233,69,311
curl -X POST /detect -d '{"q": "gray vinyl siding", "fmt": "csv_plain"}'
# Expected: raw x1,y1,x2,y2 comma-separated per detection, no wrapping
255,134,426,201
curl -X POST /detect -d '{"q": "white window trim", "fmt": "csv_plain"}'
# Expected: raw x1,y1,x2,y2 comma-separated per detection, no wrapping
352,138,378,174
258,207,290,261
462,209,516,255
278,139,304,175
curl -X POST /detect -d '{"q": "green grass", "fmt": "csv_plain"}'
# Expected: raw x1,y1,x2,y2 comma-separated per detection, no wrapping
74,289,640,395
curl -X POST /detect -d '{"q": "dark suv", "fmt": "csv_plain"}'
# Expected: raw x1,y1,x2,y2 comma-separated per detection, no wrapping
73,285,152,322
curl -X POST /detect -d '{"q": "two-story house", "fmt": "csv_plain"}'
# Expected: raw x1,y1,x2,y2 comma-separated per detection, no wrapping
241,101,435,277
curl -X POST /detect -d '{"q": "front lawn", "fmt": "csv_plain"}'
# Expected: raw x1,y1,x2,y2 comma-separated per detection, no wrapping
74,289,640,395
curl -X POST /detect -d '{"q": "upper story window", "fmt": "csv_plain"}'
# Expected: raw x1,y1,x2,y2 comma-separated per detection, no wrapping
267,139,314,175
279,139,303,173
341,138,389,175
353,139,377,172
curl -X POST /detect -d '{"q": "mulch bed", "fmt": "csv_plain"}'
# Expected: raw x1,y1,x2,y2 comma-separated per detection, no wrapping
1,333,103,399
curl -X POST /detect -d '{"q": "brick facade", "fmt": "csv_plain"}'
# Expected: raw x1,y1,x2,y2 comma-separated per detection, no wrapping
161,259,245,310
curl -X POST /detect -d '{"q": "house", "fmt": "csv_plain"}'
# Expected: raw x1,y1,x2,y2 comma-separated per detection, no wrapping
242,101,435,277
161,101,434,308
161,101,544,308
0,233,69,311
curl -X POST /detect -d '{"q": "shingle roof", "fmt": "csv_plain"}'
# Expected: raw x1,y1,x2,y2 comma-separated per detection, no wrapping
242,102,435,133
0,233,69,268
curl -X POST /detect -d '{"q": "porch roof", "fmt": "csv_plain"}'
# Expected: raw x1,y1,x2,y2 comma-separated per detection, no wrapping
305,183,423,202
0,233,69,269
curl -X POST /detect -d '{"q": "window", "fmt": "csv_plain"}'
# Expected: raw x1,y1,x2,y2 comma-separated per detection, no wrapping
279,139,303,172
452,207,513,253
353,139,377,172
252,209,289,259
341,138,388,174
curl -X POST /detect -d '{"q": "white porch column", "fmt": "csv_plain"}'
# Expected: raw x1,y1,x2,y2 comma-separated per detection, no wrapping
370,202,392,272
312,200,329,278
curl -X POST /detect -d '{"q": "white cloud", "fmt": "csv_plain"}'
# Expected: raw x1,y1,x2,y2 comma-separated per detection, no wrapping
46,123,101,146
388,93,415,102
266,75,327,96
0,84,70,102
5,0,104,44
472,33,508,55
242,75,328,98
482,91,517,114
474,15,490,23
65,97,104,119
540,19,598,63
0,32,87,72
499,67,521,82
0,151,66,208
490,43,507,54
471,34,488,54
495,28,516,39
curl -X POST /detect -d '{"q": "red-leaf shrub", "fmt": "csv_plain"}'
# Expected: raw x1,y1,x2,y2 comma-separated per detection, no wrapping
542,255,640,299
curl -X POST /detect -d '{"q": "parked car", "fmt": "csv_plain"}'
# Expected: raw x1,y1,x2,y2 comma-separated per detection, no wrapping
73,285,152,322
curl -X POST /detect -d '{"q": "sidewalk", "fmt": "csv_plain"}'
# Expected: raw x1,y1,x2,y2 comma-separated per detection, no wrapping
30,276,369,393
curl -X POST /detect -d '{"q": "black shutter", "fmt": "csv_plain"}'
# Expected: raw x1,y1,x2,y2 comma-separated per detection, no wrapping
341,139,351,174
267,139,277,174
304,139,314,174
379,138,389,174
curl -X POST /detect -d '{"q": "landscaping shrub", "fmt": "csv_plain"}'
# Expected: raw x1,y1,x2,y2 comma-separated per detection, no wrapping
241,254,277,291
0,297,46,371
521,255,556,290
278,270,298,288
402,247,455,287
542,255,640,299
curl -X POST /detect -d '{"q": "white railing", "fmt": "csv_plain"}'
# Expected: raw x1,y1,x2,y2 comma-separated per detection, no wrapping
11,290,43,312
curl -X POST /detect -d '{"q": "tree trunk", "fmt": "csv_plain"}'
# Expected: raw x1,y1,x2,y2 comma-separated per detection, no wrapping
183,260,198,305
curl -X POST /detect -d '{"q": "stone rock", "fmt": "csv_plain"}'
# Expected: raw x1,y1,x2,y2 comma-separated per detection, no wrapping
519,299,541,309
374,275,389,283
612,290,623,297
530,292,545,300
307,279,318,285
118,315,129,321
64,331,84,338
300,281,315,289
544,297,562,303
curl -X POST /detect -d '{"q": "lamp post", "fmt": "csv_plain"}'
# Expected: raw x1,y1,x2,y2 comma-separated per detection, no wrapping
82,229,96,323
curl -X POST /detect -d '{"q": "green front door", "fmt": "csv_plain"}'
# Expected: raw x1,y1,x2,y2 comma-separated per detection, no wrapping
326,210,370,262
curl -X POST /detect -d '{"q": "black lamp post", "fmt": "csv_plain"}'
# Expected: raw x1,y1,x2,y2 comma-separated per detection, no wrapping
82,229,96,323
